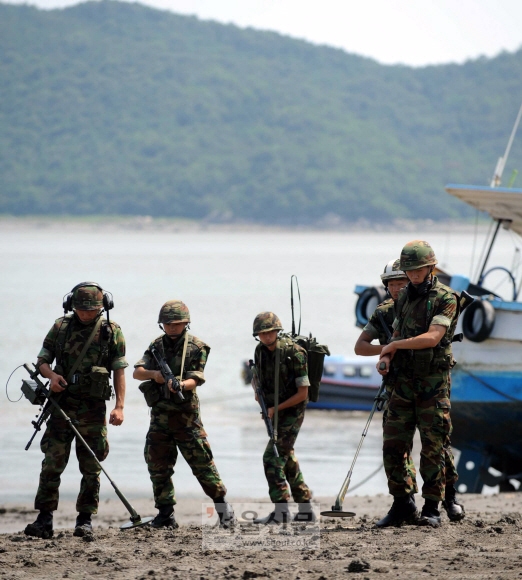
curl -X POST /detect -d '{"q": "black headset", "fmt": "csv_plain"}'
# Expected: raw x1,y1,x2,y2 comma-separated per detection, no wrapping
62,281,114,313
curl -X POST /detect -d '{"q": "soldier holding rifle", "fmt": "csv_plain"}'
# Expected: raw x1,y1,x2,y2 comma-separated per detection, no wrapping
24,283,127,539
251,312,314,525
133,300,234,529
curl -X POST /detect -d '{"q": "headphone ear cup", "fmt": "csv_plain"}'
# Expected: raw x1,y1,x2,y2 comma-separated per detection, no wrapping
63,293,73,312
103,291,114,311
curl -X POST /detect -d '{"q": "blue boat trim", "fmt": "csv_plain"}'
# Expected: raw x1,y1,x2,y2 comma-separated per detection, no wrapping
452,369,522,403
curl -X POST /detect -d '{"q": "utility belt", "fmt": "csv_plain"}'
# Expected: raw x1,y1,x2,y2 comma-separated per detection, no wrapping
393,347,455,376
56,365,112,400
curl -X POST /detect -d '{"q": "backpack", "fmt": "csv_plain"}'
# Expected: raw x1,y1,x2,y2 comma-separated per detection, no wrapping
281,333,330,403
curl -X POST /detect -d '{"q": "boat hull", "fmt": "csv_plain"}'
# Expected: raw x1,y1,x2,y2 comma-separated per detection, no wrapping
308,378,379,411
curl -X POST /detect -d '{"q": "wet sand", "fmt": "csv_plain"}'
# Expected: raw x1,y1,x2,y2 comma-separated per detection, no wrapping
1,493,522,579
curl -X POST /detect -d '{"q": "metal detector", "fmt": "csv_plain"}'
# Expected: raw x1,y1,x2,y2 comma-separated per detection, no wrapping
22,363,154,530
321,374,387,518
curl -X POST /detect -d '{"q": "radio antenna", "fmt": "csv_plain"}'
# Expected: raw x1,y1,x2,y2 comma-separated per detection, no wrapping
290,275,301,337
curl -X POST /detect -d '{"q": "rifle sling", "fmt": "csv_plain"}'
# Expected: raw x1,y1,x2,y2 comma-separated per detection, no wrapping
66,317,103,384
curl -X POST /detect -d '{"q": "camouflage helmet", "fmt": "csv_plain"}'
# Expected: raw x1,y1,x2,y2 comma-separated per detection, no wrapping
158,300,190,324
381,259,407,283
253,312,283,337
399,240,438,271
72,285,104,311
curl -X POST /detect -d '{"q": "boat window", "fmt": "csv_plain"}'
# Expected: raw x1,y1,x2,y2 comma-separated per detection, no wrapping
323,365,337,377
343,365,356,377
360,366,373,378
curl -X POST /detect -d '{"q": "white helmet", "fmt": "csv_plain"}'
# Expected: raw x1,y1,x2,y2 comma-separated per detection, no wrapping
381,259,407,283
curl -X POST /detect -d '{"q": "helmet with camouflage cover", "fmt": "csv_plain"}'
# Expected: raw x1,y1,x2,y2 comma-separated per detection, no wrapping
399,240,438,271
381,259,407,284
253,312,283,337
158,300,190,324
72,285,104,311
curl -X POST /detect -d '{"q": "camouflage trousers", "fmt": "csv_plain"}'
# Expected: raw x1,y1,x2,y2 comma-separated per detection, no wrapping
383,370,452,502
263,401,312,504
145,406,227,508
35,395,108,514
382,377,458,494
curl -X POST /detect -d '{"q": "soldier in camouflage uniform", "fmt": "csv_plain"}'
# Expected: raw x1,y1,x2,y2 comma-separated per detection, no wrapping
377,241,462,528
133,300,234,529
251,312,314,525
25,283,127,539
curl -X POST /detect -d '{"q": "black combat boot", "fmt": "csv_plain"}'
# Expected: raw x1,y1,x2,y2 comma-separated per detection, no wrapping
418,499,442,527
73,512,93,537
442,484,465,521
375,495,418,528
150,505,178,529
253,503,291,525
293,502,317,523
24,510,54,539
214,499,237,529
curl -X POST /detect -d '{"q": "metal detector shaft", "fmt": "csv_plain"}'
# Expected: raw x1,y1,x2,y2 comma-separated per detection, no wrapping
331,380,386,511
23,363,143,524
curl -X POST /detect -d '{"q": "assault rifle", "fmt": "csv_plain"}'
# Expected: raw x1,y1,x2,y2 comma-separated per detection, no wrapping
22,371,60,450
249,360,278,458
150,345,184,401
25,396,56,451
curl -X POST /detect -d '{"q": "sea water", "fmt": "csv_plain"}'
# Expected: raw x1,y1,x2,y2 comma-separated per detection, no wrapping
1,221,515,503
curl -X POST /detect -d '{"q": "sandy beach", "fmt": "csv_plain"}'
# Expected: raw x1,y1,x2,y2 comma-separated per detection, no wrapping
1,493,522,579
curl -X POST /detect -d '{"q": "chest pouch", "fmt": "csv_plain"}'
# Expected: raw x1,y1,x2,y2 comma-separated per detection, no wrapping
89,366,112,400
413,348,434,376
139,380,161,407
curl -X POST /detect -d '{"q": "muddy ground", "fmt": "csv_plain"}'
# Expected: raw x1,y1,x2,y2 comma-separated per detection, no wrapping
1,494,522,579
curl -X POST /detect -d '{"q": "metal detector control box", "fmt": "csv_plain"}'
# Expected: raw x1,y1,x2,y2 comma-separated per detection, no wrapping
21,379,47,406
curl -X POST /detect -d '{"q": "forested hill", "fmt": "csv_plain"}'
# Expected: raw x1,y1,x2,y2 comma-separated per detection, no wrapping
1,1,522,224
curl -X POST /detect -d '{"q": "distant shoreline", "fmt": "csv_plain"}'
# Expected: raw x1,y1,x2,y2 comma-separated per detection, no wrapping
0,215,491,234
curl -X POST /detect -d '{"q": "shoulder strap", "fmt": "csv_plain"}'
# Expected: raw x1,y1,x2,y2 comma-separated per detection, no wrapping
273,341,281,445
96,320,112,371
66,317,103,383
425,287,440,332
55,315,73,366
177,331,190,380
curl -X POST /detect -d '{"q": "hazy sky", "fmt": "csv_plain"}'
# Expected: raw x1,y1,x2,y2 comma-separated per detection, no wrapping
5,0,522,66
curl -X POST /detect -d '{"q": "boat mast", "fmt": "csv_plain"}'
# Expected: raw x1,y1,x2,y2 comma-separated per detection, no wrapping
490,101,522,187
476,102,522,286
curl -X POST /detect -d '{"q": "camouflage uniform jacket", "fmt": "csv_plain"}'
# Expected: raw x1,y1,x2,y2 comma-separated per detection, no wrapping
134,332,209,409
37,313,128,379
255,336,310,407
363,297,395,345
392,276,458,374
